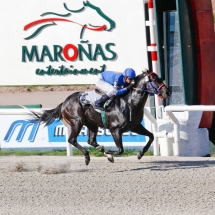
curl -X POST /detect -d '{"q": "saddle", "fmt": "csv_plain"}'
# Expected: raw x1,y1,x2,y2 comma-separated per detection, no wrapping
80,89,114,112
94,88,105,96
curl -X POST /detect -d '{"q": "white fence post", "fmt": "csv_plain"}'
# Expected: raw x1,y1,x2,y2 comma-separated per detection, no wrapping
61,119,72,156
144,108,159,156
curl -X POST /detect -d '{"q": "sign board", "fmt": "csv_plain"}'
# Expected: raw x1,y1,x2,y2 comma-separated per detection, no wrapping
0,109,152,150
0,0,148,85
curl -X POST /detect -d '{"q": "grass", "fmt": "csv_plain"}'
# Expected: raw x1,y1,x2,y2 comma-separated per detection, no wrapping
210,142,215,156
0,148,153,157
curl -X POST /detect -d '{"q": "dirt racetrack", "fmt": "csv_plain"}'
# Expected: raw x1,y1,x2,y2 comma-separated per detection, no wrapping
0,85,151,108
0,156,215,215
0,85,96,108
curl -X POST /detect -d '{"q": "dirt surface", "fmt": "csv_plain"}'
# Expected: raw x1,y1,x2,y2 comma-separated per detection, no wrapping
0,156,215,215
0,85,96,94
0,85,101,108
0,86,150,108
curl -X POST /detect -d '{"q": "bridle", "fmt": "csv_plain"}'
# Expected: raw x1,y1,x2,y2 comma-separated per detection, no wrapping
133,72,167,97
144,82,166,95
128,71,166,121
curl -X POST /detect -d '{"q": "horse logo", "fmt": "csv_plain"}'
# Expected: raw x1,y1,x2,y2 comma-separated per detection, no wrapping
23,1,115,41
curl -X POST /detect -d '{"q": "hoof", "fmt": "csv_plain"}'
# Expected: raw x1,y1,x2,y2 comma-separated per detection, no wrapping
107,154,114,163
104,152,114,163
85,155,90,165
137,151,143,160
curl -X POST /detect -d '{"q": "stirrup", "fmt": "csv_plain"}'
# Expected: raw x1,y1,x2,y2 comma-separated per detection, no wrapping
94,105,104,113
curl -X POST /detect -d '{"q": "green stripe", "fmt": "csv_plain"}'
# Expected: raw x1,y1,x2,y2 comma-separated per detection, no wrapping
41,12,71,17
24,22,56,40
0,104,42,109
64,3,85,13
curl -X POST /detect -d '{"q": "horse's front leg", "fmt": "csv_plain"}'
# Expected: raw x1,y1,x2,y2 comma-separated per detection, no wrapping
104,129,124,163
131,124,154,160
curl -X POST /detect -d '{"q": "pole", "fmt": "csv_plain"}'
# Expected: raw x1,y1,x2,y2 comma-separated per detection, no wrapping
147,0,161,109
61,119,73,156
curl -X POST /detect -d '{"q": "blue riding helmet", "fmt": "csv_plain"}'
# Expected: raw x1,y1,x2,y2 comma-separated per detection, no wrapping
123,68,136,79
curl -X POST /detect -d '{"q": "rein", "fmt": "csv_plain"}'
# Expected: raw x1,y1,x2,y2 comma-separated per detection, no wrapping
145,82,165,94
133,82,165,95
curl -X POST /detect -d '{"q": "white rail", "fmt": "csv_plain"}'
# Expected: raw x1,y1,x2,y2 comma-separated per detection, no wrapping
0,109,42,115
165,105,215,112
0,109,72,156
165,105,215,156
144,105,215,156
144,108,174,156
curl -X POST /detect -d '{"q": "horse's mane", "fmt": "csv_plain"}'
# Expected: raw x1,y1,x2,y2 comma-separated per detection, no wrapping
115,72,146,100
134,72,146,87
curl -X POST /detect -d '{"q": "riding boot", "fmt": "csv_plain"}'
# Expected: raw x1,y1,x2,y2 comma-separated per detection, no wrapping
95,94,110,110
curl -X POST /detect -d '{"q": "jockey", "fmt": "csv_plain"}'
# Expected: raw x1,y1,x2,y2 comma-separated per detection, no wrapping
94,68,136,110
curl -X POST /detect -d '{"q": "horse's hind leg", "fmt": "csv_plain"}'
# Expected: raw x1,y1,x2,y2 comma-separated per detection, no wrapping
131,124,154,160
68,120,91,165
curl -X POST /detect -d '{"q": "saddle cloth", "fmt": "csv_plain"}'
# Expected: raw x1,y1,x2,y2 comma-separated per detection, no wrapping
80,90,108,126
80,90,102,106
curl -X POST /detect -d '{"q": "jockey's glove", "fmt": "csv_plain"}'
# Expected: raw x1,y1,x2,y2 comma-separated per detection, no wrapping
126,84,133,91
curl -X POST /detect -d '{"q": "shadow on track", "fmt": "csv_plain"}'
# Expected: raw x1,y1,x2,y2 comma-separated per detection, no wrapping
131,160,215,171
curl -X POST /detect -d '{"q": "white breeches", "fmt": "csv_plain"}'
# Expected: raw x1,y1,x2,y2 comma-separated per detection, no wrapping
95,74,116,97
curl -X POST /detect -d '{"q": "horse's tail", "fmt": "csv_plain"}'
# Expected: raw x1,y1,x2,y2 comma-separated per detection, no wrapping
30,103,63,126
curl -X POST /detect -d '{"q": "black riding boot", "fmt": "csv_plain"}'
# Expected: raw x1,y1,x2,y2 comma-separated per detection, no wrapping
95,94,109,110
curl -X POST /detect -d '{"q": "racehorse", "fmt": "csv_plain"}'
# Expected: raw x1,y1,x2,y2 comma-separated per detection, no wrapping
30,70,171,165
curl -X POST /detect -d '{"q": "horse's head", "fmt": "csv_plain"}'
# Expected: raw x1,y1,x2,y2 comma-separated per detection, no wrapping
133,69,171,99
82,1,115,32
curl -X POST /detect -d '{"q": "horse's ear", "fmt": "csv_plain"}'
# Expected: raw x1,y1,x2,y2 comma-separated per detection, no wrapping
142,69,149,76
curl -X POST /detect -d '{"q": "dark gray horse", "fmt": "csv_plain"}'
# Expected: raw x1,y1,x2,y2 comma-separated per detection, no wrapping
30,70,171,165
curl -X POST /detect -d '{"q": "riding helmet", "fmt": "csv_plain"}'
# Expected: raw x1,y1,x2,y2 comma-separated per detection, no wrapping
123,68,136,79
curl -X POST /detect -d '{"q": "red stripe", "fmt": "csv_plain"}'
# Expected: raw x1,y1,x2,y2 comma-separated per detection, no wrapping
151,51,157,61
158,84,165,90
151,43,156,46
147,72,156,76
148,0,153,8
24,18,72,30
24,18,106,31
